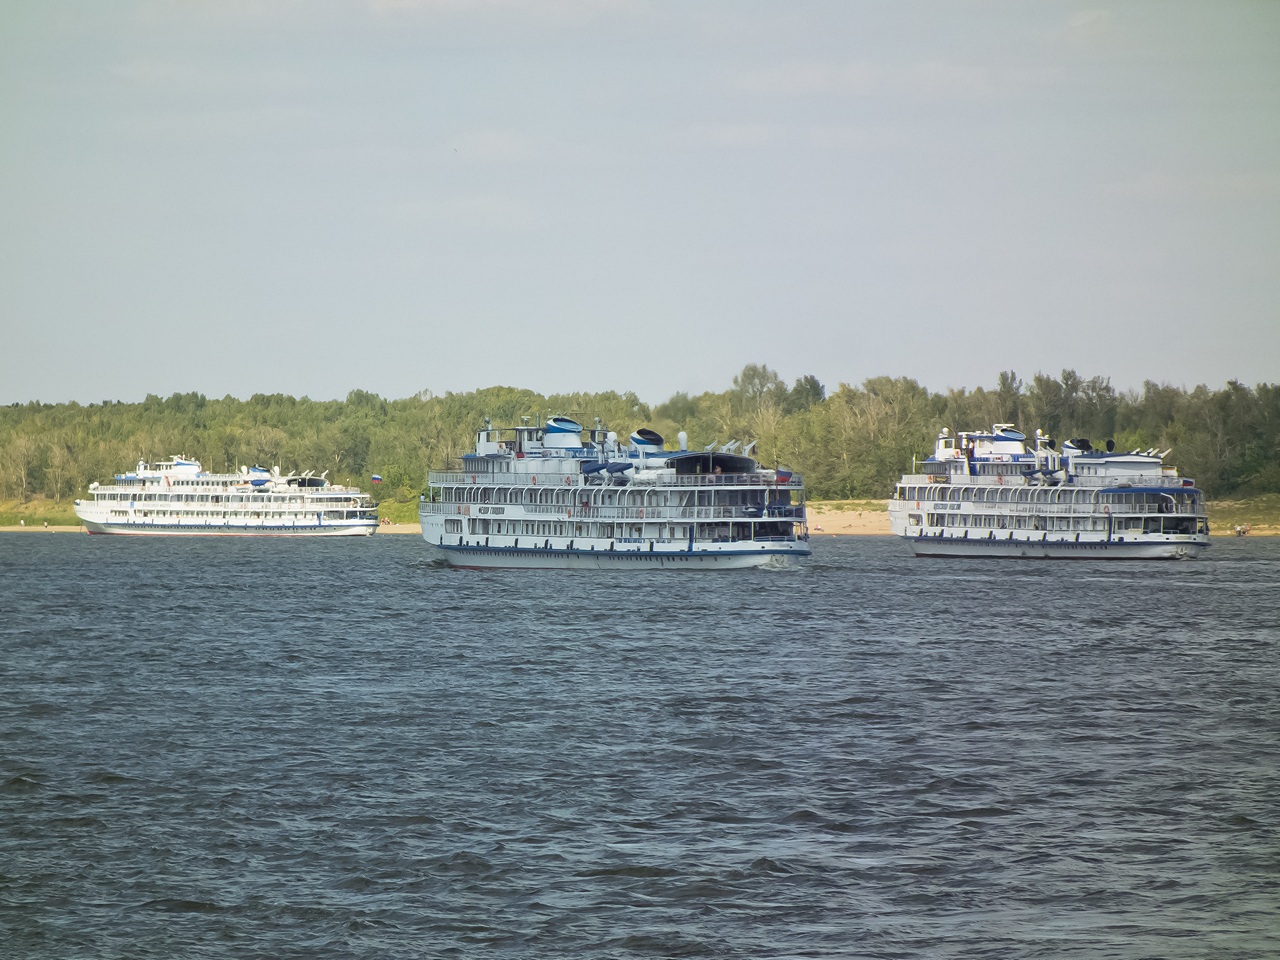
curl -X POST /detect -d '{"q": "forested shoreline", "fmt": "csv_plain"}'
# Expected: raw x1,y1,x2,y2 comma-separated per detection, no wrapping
2,367,1277,515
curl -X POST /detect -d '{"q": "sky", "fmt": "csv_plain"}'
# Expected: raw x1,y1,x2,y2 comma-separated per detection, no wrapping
2,0,1278,407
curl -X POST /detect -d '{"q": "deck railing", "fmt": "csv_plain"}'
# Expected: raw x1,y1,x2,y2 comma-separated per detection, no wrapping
420,501,804,522
896,473,1191,489
902,501,1200,519
430,470,803,489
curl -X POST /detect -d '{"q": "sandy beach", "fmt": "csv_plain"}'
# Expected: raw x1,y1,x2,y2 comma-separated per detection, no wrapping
0,524,85,533
377,523,423,535
804,504,891,536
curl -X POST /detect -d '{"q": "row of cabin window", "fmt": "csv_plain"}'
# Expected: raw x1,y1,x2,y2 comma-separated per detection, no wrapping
924,513,1146,531
900,485,1177,506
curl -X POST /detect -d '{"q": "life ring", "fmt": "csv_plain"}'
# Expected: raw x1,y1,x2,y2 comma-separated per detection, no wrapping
997,474,1004,485
567,508,572,518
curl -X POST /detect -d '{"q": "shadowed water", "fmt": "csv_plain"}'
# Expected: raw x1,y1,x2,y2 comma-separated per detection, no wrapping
2,533,1277,958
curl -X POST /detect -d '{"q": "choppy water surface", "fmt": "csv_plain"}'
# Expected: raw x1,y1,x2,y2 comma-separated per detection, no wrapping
2,533,1277,959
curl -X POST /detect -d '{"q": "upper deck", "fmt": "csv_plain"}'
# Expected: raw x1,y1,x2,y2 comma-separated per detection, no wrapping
901,423,1197,492
88,458,368,499
432,417,803,491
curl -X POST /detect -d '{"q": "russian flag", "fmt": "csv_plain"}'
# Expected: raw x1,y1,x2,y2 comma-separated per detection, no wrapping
371,474,383,484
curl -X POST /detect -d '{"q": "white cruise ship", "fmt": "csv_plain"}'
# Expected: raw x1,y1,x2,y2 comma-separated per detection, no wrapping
419,416,810,569
74,457,378,536
888,424,1209,559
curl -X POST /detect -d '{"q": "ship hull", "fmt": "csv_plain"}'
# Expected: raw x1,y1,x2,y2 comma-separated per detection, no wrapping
904,533,1207,559
421,537,808,570
80,519,376,536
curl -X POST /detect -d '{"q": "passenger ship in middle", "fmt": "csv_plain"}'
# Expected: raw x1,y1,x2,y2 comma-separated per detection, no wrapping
888,424,1209,559
419,416,810,569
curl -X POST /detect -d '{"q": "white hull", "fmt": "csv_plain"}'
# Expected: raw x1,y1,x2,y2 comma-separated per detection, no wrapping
82,519,375,537
903,533,1207,559
421,536,807,569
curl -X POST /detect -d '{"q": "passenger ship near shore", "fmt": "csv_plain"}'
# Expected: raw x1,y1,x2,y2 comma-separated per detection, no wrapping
74,458,378,536
888,425,1209,559
419,417,810,569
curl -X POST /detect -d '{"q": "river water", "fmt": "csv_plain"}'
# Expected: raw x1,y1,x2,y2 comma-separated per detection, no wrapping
2,533,1277,959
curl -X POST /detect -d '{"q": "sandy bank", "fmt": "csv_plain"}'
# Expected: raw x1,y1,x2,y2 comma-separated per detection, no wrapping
0,525,84,533
805,505,891,536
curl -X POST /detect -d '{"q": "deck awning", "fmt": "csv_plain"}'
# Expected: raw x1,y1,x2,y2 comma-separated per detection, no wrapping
666,451,758,476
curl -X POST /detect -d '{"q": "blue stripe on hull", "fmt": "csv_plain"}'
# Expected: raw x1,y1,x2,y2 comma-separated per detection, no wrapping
429,541,810,569
84,522,376,536
909,535,1207,559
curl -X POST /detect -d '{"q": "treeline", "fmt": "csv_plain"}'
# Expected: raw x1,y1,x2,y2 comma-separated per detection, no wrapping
2,367,1277,504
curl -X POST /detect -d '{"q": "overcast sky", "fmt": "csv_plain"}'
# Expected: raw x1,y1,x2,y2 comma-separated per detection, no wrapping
3,1,1277,406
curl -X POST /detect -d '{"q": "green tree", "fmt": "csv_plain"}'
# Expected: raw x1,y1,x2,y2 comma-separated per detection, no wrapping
784,375,826,413
731,363,786,415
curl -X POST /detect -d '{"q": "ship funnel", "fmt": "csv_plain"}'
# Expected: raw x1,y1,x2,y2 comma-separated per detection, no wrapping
543,416,583,449
630,428,664,450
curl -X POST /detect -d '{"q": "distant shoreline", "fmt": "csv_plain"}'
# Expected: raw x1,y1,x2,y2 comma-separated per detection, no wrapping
0,525,85,533
5,507,1272,538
